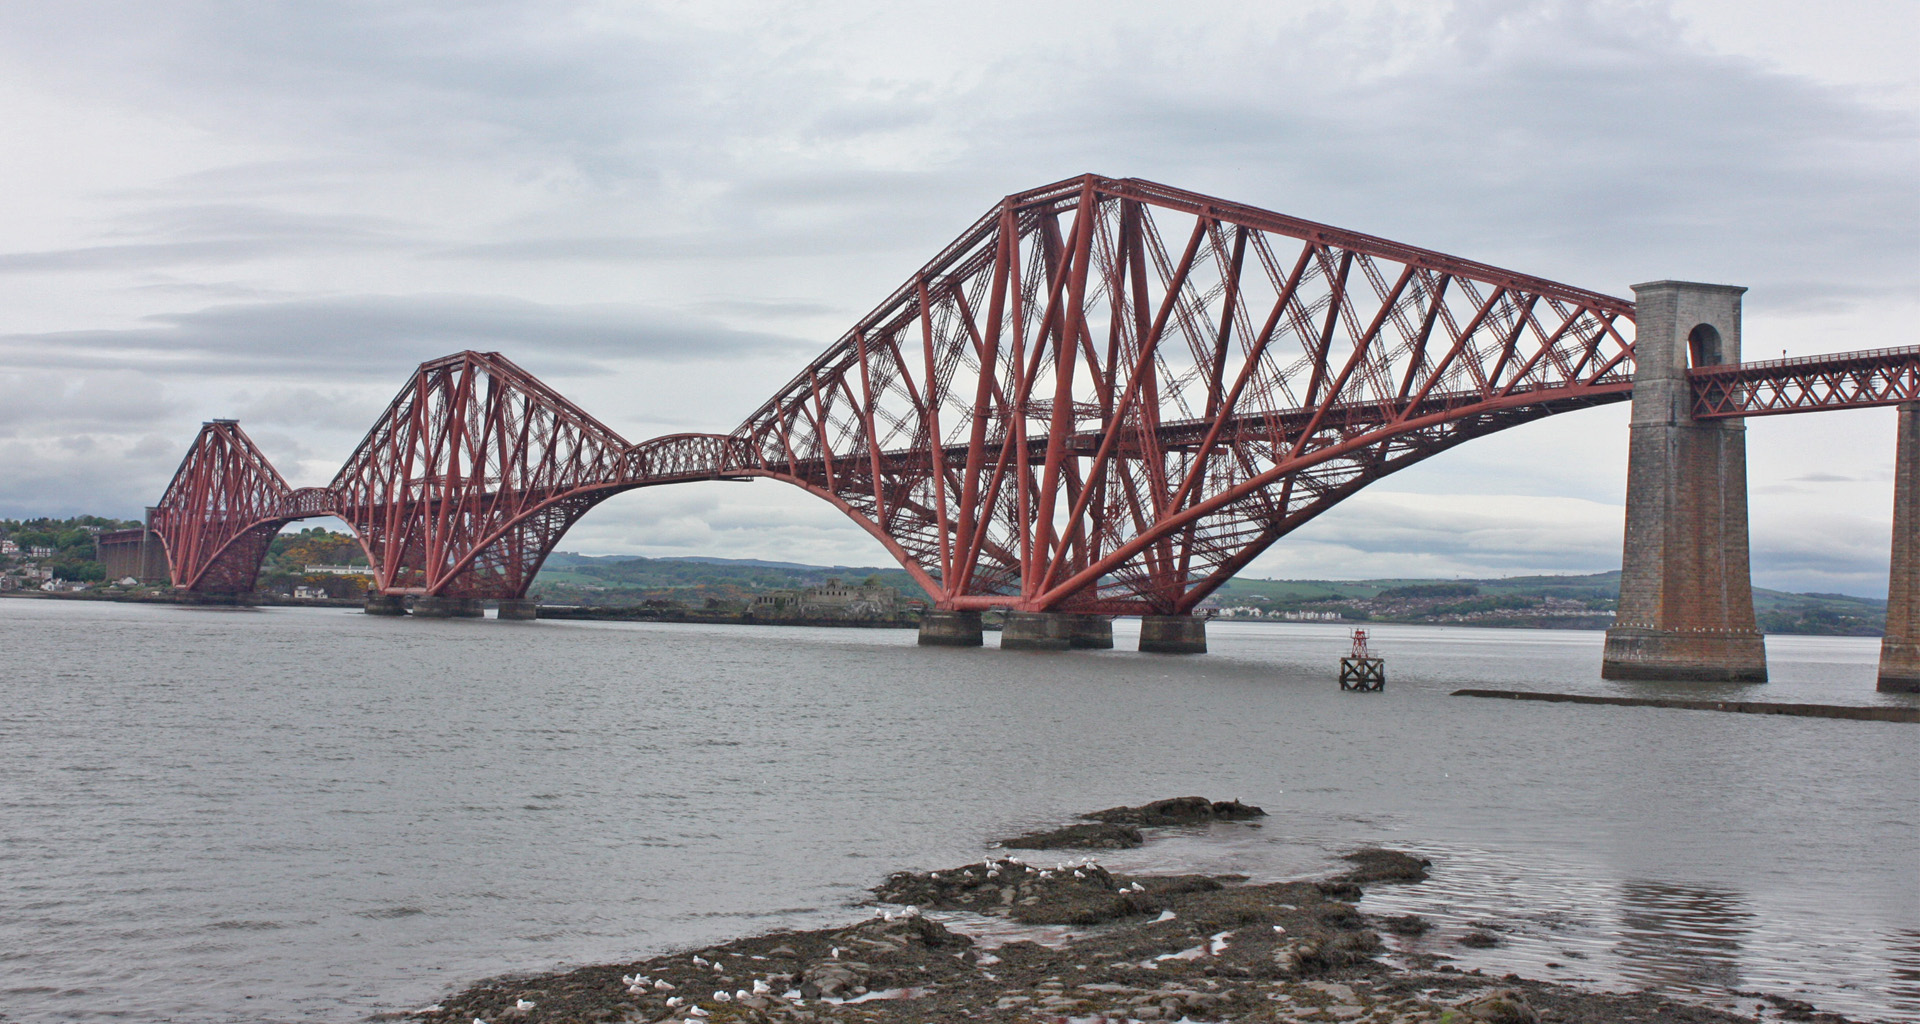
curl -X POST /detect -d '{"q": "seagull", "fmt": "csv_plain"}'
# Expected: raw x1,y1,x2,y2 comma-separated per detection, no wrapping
1072,870,1085,879
830,946,840,958
687,1009,709,1019
515,999,536,1011
714,990,731,1002
691,956,709,967
655,980,674,990
752,979,772,994
734,989,750,1001
665,996,683,1007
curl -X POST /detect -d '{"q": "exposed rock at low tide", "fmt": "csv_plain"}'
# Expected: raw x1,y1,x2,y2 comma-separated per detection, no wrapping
1081,795,1267,826
413,805,1830,1024
997,821,1143,850
1337,848,1432,885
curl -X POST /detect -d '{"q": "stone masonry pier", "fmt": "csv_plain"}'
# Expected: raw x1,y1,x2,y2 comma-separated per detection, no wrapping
1603,281,1767,682
1880,404,1919,692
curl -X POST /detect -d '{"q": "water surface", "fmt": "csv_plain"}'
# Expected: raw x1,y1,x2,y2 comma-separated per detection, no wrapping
0,600,1913,1021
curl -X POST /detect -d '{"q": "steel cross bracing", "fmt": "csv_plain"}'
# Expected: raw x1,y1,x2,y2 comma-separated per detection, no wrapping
1689,345,1920,419
146,175,1920,607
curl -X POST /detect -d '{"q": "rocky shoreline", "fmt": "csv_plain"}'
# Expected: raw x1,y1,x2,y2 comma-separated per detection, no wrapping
410,800,1866,1024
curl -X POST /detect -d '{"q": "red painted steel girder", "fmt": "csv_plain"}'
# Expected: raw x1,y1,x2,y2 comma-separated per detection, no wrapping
730,174,1638,614
1691,345,1920,418
328,351,640,598
145,176,1916,610
150,420,296,593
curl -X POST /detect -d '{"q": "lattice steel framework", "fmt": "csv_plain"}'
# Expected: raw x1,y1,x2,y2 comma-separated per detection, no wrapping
1692,345,1920,419
151,420,296,593
731,176,1638,613
145,175,1920,604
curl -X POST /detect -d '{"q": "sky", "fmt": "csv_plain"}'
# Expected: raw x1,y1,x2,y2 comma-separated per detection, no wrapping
0,0,1913,595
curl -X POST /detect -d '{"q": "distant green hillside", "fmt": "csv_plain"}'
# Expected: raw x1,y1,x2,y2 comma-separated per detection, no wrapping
1210,571,1886,635
532,553,928,608
532,557,1887,636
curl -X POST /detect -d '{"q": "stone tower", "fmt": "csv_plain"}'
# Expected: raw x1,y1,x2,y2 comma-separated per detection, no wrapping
1602,281,1767,682
1879,403,1918,692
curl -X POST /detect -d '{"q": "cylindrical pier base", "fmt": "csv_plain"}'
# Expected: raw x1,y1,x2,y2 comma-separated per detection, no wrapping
1067,614,1114,649
1602,628,1768,682
496,599,538,621
363,593,409,616
1001,611,1074,651
412,596,483,619
917,609,983,647
1139,614,1207,654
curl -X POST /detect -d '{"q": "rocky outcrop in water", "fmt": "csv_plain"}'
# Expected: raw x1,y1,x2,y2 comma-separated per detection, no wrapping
412,801,1828,1024
1080,795,1266,825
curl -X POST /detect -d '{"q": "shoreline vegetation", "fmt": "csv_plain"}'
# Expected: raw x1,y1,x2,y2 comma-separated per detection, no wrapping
408,799,1860,1024
0,521,1889,635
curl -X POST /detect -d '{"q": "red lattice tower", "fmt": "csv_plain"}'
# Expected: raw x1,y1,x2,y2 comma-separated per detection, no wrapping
151,420,298,593
731,174,1639,615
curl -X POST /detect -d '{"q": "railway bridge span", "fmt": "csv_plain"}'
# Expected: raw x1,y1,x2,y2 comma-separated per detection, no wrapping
137,176,1920,689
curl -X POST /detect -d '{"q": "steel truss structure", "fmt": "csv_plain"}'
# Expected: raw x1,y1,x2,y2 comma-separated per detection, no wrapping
1690,345,1919,419
148,175,1920,609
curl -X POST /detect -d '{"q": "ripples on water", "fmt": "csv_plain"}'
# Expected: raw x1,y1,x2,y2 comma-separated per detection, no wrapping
0,600,1914,1022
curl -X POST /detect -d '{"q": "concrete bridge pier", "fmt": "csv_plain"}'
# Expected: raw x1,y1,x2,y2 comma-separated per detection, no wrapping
363,593,408,616
413,596,483,618
1602,281,1767,682
1879,403,1919,692
496,599,539,621
1140,614,1207,654
918,609,984,646
1001,611,1074,650
996,612,1114,650
1067,615,1114,649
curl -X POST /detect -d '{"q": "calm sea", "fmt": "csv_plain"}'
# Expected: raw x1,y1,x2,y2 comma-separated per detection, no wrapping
1,599,1914,1022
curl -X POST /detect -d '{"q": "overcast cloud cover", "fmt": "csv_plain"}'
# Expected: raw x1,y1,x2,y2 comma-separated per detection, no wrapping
0,0,1913,594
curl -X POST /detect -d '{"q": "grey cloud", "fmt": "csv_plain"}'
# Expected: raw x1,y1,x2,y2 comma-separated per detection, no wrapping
0,294,814,379
0,371,178,433
0,204,415,275
232,388,386,433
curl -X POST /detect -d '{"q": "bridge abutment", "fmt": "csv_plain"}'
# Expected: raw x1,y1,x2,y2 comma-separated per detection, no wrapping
1879,403,1919,693
918,609,984,647
1139,614,1207,654
1603,281,1767,682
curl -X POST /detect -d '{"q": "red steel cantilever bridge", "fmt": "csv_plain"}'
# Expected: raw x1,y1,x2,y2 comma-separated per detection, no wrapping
148,175,1920,618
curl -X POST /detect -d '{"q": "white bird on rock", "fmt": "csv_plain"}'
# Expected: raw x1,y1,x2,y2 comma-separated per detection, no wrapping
665,996,683,1007
655,980,674,990
688,1008,709,1019
752,979,772,994
691,956,709,967
735,989,750,1001
714,991,731,1003
515,999,536,1011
